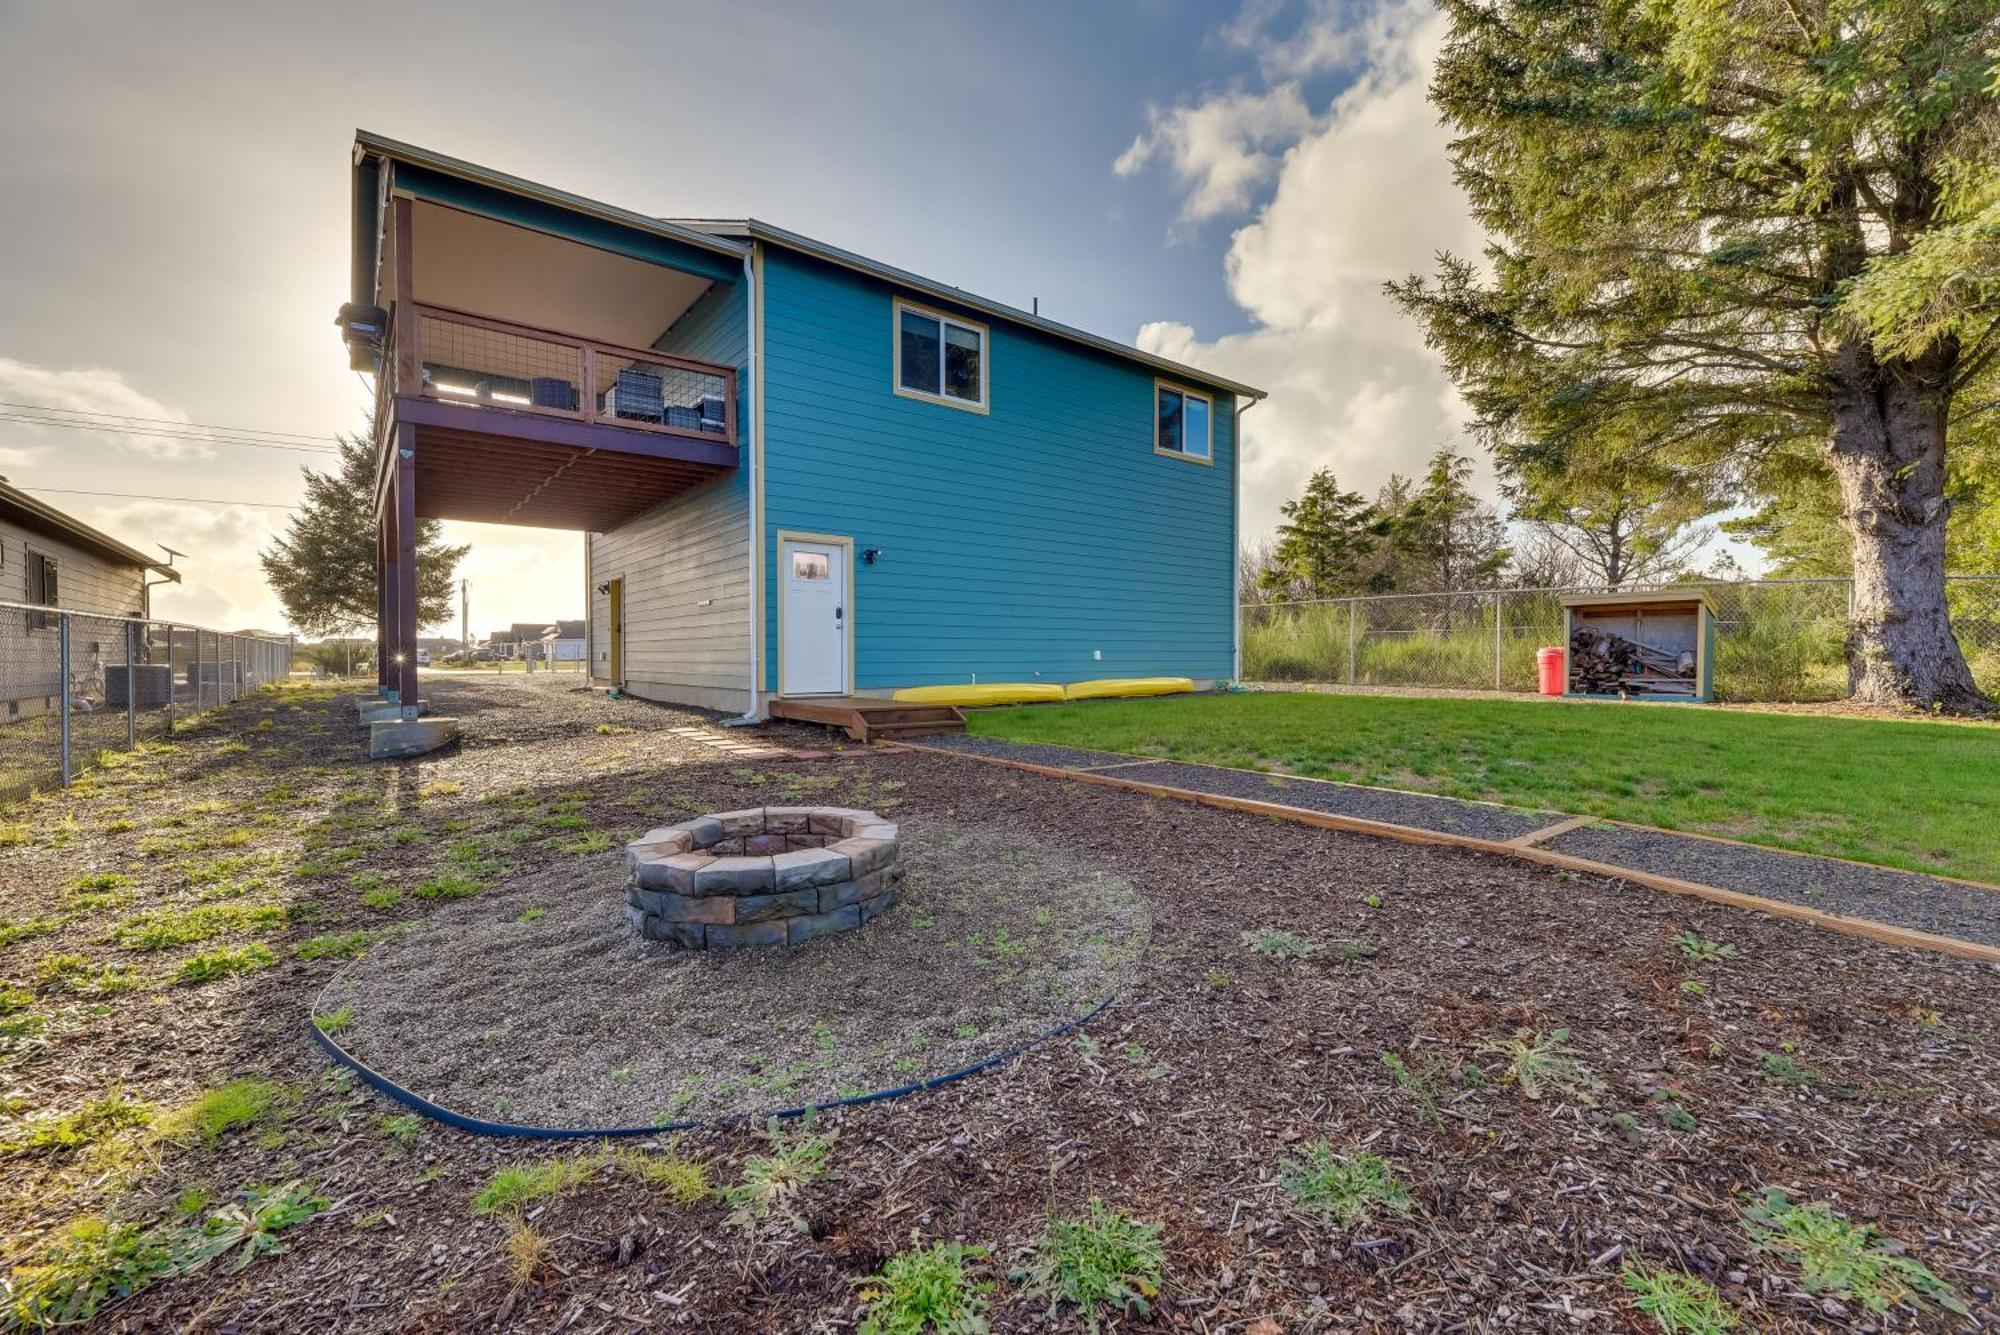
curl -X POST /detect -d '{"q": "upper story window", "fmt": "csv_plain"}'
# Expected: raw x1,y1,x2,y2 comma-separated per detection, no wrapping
1155,381,1213,463
894,299,987,412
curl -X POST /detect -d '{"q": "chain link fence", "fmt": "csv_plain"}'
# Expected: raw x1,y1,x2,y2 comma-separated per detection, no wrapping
0,601,293,802
1242,575,2000,701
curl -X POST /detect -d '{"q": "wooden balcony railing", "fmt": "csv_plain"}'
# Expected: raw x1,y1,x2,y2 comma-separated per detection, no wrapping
378,301,737,447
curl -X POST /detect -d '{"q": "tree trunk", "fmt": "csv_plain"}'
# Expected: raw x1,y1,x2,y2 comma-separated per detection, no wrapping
1824,340,1989,712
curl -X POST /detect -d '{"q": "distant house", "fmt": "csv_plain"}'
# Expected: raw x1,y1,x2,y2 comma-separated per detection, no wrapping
0,478,179,719
345,133,1262,722
546,619,585,662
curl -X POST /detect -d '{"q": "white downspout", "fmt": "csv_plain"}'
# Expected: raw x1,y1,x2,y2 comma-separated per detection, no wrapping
725,245,764,725
1231,394,1261,686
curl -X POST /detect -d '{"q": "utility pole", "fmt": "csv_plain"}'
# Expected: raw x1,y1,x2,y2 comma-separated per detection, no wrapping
460,578,469,664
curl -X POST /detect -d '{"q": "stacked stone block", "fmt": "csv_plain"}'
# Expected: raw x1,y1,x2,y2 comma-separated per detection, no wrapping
623,807,902,948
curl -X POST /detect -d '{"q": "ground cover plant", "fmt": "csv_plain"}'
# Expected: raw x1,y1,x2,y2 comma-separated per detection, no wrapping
0,674,1994,1330
966,691,2000,881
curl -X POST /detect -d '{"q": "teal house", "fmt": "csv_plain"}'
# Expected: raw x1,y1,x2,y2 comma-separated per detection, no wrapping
342,133,1262,730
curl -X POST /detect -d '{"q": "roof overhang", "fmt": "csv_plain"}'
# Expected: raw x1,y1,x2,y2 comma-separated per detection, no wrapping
343,134,1263,404
681,218,1268,402
0,482,180,580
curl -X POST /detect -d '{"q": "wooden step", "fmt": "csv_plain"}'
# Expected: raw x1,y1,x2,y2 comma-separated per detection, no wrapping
866,718,967,741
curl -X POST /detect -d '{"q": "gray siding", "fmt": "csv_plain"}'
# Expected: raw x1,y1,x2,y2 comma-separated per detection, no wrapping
587,274,752,714
589,475,750,712
0,520,150,715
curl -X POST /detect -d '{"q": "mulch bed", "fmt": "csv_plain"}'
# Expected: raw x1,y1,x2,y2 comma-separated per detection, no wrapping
1,676,1996,1332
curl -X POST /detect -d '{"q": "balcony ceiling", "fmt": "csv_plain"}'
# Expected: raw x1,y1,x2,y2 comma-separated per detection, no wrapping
399,200,717,349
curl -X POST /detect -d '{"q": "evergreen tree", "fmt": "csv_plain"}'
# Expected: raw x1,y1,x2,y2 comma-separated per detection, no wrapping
1390,0,2000,710
260,429,467,637
1506,436,1717,588
1387,449,1510,594
1264,467,1379,599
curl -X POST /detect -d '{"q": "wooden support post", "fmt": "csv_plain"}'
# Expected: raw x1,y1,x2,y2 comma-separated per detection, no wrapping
394,424,419,718
379,509,397,696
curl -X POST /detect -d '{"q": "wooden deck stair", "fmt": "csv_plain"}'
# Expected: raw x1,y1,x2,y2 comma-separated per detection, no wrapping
766,696,967,744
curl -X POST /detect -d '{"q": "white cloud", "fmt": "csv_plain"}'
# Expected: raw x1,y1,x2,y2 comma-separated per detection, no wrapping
1114,84,1317,223
1121,0,1489,542
0,357,215,462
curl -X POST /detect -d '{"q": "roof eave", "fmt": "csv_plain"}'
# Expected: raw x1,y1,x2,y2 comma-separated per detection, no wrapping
352,131,751,263
737,218,1266,401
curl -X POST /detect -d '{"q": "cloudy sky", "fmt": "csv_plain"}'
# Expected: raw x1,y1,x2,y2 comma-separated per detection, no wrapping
0,0,1496,635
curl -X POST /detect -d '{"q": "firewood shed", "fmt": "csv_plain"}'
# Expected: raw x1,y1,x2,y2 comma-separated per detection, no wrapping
1561,590,1717,702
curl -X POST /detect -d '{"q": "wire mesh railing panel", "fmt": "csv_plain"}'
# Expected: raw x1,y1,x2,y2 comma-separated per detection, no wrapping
418,310,586,411
593,352,732,435
1244,575,2000,702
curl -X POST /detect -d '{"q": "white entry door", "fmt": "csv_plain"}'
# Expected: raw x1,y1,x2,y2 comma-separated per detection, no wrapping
780,538,847,696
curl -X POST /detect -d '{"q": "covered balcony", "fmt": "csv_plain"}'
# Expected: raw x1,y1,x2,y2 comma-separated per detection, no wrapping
341,137,750,737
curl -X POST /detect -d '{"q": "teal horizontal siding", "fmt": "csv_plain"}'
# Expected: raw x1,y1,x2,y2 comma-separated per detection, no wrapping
760,246,1235,690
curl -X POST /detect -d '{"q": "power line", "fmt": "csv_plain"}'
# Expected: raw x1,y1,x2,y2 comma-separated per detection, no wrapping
17,485,300,511
0,414,340,456
0,400,341,444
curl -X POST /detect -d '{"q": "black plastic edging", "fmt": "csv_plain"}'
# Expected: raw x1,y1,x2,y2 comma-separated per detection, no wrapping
307,992,1116,1141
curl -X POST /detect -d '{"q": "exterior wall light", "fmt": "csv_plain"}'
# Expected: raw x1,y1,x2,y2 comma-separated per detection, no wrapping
863,548,884,564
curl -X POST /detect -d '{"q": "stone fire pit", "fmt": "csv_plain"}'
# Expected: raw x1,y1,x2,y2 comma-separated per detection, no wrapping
623,807,903,948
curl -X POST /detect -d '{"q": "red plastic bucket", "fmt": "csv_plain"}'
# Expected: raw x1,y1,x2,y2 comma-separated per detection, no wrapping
1536,646,1565,696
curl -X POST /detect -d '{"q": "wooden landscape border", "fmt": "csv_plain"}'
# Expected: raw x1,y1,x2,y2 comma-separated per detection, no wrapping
899,742,2000,965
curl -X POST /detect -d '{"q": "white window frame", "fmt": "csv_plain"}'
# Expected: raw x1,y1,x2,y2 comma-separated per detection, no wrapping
892,298,989,414
1154,379,1214,465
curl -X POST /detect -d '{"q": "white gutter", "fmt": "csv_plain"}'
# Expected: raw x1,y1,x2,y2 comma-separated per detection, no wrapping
726,245,764,724
1231,395,1261,685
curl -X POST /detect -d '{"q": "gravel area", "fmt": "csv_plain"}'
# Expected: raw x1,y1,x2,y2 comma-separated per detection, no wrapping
328,821,1146,1128
1548,823,2000,946
1071,758,1561,842
916,732,1148,770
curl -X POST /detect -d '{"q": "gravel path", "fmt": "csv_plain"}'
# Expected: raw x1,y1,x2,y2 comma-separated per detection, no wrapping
1546,824,2000,947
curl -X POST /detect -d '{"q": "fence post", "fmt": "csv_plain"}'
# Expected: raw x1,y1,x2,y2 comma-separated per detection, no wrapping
58,613,72,785
126,621,138,750
1493,591,1505,690
1346,599,1358,685
164,625,176,729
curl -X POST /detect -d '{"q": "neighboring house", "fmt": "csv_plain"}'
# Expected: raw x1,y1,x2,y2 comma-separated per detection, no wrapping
344,133,1262,723
546,619,585,662
0,478,180,720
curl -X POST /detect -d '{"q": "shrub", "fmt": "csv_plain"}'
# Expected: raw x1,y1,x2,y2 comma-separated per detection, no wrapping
1621,1264,1740,1334
473,1154,603,1214
2,1093,154,1157
1279,1144,1413,1229
1239,928,1317,960
1014,1199,1164,1331
616,1146,712,1205
157,1078,286,1145
1741,1189,1966,1316
1478,1028,1604,1104
173,944,276,986
723,1119,836,1233
2,1215,182,1328
857,1241,990,1335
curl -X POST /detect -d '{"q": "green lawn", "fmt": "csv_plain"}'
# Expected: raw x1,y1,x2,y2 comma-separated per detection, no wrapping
967,692,2000,883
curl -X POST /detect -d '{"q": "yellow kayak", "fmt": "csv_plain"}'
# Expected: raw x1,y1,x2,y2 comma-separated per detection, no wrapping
891,683,1066,706
1062,677,1195,700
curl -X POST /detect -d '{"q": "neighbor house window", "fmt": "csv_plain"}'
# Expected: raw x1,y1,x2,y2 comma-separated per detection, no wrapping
1155,382,1213,463
25,550,57,631
894,299,987,411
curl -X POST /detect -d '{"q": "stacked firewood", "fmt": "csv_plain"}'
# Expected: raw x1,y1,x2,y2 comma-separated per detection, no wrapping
1568,626,1697,696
